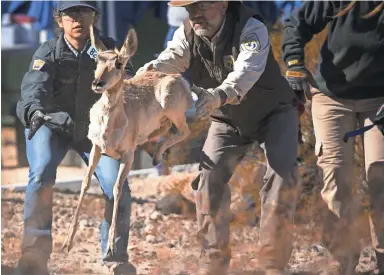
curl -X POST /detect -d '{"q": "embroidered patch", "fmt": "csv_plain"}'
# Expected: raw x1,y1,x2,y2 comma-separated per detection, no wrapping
240,33,261,53
223,55,235,71
288,59,300,67
87,45,98,60
32,59,45,70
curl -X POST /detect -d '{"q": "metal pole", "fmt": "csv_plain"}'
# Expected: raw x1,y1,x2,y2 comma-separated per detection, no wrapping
107,0,117,40
96,0,103,33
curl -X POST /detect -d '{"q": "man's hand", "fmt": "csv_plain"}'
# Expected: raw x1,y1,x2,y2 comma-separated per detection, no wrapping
374,104,384,135
136,63,154,76
191,85,226,118
28,110,52,140
285,59,317,101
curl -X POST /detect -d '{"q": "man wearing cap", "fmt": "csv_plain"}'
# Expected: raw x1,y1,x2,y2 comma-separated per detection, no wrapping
15,1,136,274
138,1,300,274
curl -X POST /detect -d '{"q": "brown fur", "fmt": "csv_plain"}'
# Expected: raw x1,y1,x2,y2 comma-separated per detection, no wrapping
61,26,193,254
334,1,383,18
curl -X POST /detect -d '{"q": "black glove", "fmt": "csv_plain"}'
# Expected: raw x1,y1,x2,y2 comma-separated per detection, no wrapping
374,104,384,135
28,110,52,140
286,60,314,145
285,59,317,102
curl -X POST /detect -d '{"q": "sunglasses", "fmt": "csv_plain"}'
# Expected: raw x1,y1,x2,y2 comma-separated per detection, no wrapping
185,1,216,14
61,8,95,20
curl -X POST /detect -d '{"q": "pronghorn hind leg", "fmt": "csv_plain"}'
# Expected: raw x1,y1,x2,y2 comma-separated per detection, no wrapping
153,115,190,166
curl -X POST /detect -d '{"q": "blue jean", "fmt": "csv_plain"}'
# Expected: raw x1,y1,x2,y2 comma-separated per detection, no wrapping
21,126,131,264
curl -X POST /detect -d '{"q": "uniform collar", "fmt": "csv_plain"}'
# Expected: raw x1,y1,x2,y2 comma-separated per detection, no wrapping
63,34,90,57
200,16,227,46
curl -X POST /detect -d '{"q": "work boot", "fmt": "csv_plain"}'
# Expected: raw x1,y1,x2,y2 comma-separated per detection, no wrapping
105,261,137,275
338,254,360,275
317,255,360,275
17,252,49,275
375,251,384,275
194,250,230,275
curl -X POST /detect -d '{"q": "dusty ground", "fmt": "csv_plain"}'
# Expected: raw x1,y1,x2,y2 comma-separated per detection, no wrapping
1,128,377,275
1,176,377,275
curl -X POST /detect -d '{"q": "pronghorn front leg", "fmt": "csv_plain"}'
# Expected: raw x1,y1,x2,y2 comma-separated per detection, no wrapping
107,150,134,255
62,144,101,252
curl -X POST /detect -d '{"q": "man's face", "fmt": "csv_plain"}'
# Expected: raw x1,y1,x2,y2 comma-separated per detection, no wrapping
57,7,95,40
186,1,228,38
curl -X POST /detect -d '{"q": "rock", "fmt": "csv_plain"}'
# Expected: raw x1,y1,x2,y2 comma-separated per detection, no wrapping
155,235,164,243
155,193,196,216
149,211,162,221
310,244,329,256
146,235,156,243
144,224,156,235
64,222,72,230
168,240,178,248
79,219,88,230
59,209,69,216
182,221,194,231
79,247,89,253
3,230,15,239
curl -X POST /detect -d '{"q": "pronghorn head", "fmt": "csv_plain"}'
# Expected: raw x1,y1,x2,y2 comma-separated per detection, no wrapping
90,25,138,93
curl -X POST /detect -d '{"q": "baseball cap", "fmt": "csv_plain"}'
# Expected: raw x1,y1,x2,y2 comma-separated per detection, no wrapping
56,1,99,13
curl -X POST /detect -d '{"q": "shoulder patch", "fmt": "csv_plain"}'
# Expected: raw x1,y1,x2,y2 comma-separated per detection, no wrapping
32,59,45,70
240,33,261,53
223,55,235,71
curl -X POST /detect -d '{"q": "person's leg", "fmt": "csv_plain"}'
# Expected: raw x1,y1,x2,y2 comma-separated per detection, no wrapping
194,121,252,275
18,126,69,274
357,97,384,274
311,92,360,274
79,151,134,274
257,103,300,272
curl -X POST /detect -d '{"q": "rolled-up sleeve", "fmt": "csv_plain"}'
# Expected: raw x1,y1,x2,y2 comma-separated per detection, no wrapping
218,18,270,105
139,25,190,74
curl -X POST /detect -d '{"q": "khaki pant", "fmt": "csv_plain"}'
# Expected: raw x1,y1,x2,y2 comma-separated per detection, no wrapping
311,91,384,270
194,103,300,270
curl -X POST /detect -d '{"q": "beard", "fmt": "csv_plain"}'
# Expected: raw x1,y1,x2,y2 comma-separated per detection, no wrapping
190,15,224,38
193,27,215,37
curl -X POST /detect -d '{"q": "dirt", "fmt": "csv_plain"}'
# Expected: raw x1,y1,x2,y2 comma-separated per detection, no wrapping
1,129,377,275
1,172,378,275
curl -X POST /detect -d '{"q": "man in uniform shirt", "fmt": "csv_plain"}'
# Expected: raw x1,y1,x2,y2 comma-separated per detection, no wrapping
138,1,300,274
15,2,137,274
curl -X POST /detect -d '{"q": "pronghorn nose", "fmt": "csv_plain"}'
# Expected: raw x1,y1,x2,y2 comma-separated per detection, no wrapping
92,79,105,88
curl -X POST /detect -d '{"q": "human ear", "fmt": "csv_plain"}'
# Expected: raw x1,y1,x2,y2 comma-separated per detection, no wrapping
56,16,63,28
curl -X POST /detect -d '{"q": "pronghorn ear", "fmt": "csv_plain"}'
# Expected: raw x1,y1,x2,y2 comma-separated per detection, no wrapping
90,25,107,53
118,27,138,65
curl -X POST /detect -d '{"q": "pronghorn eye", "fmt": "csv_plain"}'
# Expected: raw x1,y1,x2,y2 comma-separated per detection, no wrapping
115,60,122,69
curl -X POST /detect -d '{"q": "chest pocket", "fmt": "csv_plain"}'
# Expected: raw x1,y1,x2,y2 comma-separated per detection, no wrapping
51,57,78,106
56,58,78,84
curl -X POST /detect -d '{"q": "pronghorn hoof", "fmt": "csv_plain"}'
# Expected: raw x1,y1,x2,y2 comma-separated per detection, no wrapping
152,157,161,167
107,232,116,256
61,240,73,252
107,243,116,256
